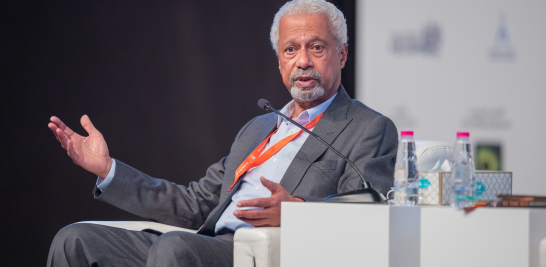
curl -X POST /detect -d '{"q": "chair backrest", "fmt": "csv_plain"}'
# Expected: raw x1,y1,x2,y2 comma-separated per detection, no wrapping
414,140,453,172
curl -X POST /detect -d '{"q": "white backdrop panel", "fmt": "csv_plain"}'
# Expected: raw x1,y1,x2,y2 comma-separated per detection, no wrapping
356,0,546,195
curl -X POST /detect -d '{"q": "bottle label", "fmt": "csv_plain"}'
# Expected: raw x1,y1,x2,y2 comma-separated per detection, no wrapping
394,169,406,180
394,190,407,204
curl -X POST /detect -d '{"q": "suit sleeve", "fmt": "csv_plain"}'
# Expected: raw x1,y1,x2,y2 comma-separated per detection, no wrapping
92,117,258,230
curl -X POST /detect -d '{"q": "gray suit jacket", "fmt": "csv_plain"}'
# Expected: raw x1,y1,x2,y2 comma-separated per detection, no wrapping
94,85,398,236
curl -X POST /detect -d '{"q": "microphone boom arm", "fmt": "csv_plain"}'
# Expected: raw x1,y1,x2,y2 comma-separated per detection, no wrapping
258,98,386,203
263,103,369,189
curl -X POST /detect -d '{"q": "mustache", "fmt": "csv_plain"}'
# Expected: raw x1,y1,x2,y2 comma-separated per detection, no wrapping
290,69,323,86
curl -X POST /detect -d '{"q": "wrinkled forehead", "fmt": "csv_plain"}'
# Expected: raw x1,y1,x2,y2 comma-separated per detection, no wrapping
278,14,334,44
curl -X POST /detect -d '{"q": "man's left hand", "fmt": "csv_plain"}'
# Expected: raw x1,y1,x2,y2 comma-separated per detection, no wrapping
234,176,304,227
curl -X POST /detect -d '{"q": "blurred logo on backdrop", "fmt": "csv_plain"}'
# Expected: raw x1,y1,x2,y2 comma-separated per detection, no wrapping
489,14,516,61
462,107,511,129
391,22,442,56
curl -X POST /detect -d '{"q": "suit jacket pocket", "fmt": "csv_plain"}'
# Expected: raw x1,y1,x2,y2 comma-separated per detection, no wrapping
307,160,337,172
301,160,339,197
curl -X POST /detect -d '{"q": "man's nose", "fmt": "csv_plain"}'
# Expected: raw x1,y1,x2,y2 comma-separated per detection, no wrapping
296,48,313,69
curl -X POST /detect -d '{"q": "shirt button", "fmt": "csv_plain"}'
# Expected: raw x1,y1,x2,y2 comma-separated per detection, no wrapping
273,158,278,163
289,130,294,134
255,186,260,191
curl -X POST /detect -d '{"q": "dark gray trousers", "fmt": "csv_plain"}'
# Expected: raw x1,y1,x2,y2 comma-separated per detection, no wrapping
47,223,234,267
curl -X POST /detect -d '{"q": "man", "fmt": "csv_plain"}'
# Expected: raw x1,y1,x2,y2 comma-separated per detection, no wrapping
47,0,398,266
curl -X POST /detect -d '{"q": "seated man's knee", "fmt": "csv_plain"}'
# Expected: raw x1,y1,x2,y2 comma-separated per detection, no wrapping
52,223,98,248
151,231,193,251
49,223,153,267
148,231,197,261
48,223,107,266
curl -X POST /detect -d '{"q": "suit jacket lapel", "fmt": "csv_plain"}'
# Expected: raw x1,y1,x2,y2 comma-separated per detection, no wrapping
245,114,278,160
200,86,351,235
280,85,352,194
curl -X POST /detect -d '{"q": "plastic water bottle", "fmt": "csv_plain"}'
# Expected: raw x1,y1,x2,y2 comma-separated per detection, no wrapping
450,132,476,208
393,131,419,206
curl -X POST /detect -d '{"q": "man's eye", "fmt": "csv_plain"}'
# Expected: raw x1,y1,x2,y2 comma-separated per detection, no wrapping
286,47,295,53
313,45,323,51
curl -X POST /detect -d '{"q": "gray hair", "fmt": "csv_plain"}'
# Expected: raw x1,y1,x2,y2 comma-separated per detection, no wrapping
270,0,348,54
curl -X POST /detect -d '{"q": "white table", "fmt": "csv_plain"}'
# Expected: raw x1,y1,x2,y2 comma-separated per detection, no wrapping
281,202,421,267
421,207,546,267
281,203,546,267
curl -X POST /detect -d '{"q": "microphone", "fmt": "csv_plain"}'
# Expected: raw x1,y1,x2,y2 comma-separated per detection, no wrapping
258,99,386,203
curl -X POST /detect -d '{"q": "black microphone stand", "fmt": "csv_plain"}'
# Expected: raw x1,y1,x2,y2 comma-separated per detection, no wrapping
258,99,386,203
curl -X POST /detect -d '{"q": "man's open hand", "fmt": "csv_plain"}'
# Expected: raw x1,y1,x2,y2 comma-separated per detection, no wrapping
48,115,112,178
234,177,304,227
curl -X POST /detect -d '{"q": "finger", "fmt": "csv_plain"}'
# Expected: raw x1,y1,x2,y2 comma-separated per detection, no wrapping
48,123,61,142
260,176,282,193
237,197,275,208
56,128,70,149
234,209,272,220
67,140,73,158
50,116,75,136
67,140,80,163
80,115,99,136
237,218,271,227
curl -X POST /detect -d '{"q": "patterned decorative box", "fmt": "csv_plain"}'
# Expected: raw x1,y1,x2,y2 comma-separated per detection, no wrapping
418,171,512,205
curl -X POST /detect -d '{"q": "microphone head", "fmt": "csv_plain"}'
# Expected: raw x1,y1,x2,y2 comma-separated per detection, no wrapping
257,99,271,110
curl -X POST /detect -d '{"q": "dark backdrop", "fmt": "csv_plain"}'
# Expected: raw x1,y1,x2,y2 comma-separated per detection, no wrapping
1,1,355,265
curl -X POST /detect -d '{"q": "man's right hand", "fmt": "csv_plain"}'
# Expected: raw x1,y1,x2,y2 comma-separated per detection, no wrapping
48,115,113,178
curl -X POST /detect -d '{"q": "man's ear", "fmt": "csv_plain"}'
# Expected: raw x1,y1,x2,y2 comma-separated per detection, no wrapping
340,43,348,69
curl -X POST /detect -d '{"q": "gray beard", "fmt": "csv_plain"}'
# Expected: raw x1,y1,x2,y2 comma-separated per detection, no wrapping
290,85,325,102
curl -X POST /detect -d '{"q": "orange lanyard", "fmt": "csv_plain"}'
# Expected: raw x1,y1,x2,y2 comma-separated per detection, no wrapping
229,112,325,190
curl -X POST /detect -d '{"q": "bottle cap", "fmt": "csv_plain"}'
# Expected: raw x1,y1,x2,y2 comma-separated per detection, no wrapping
401,131,414,136
456,132,470,137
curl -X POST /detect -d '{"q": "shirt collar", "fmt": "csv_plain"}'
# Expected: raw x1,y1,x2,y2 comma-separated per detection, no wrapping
277,92,338,127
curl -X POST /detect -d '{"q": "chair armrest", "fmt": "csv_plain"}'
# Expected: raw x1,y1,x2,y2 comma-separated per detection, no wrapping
76,221,197,234
234,227,281,267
